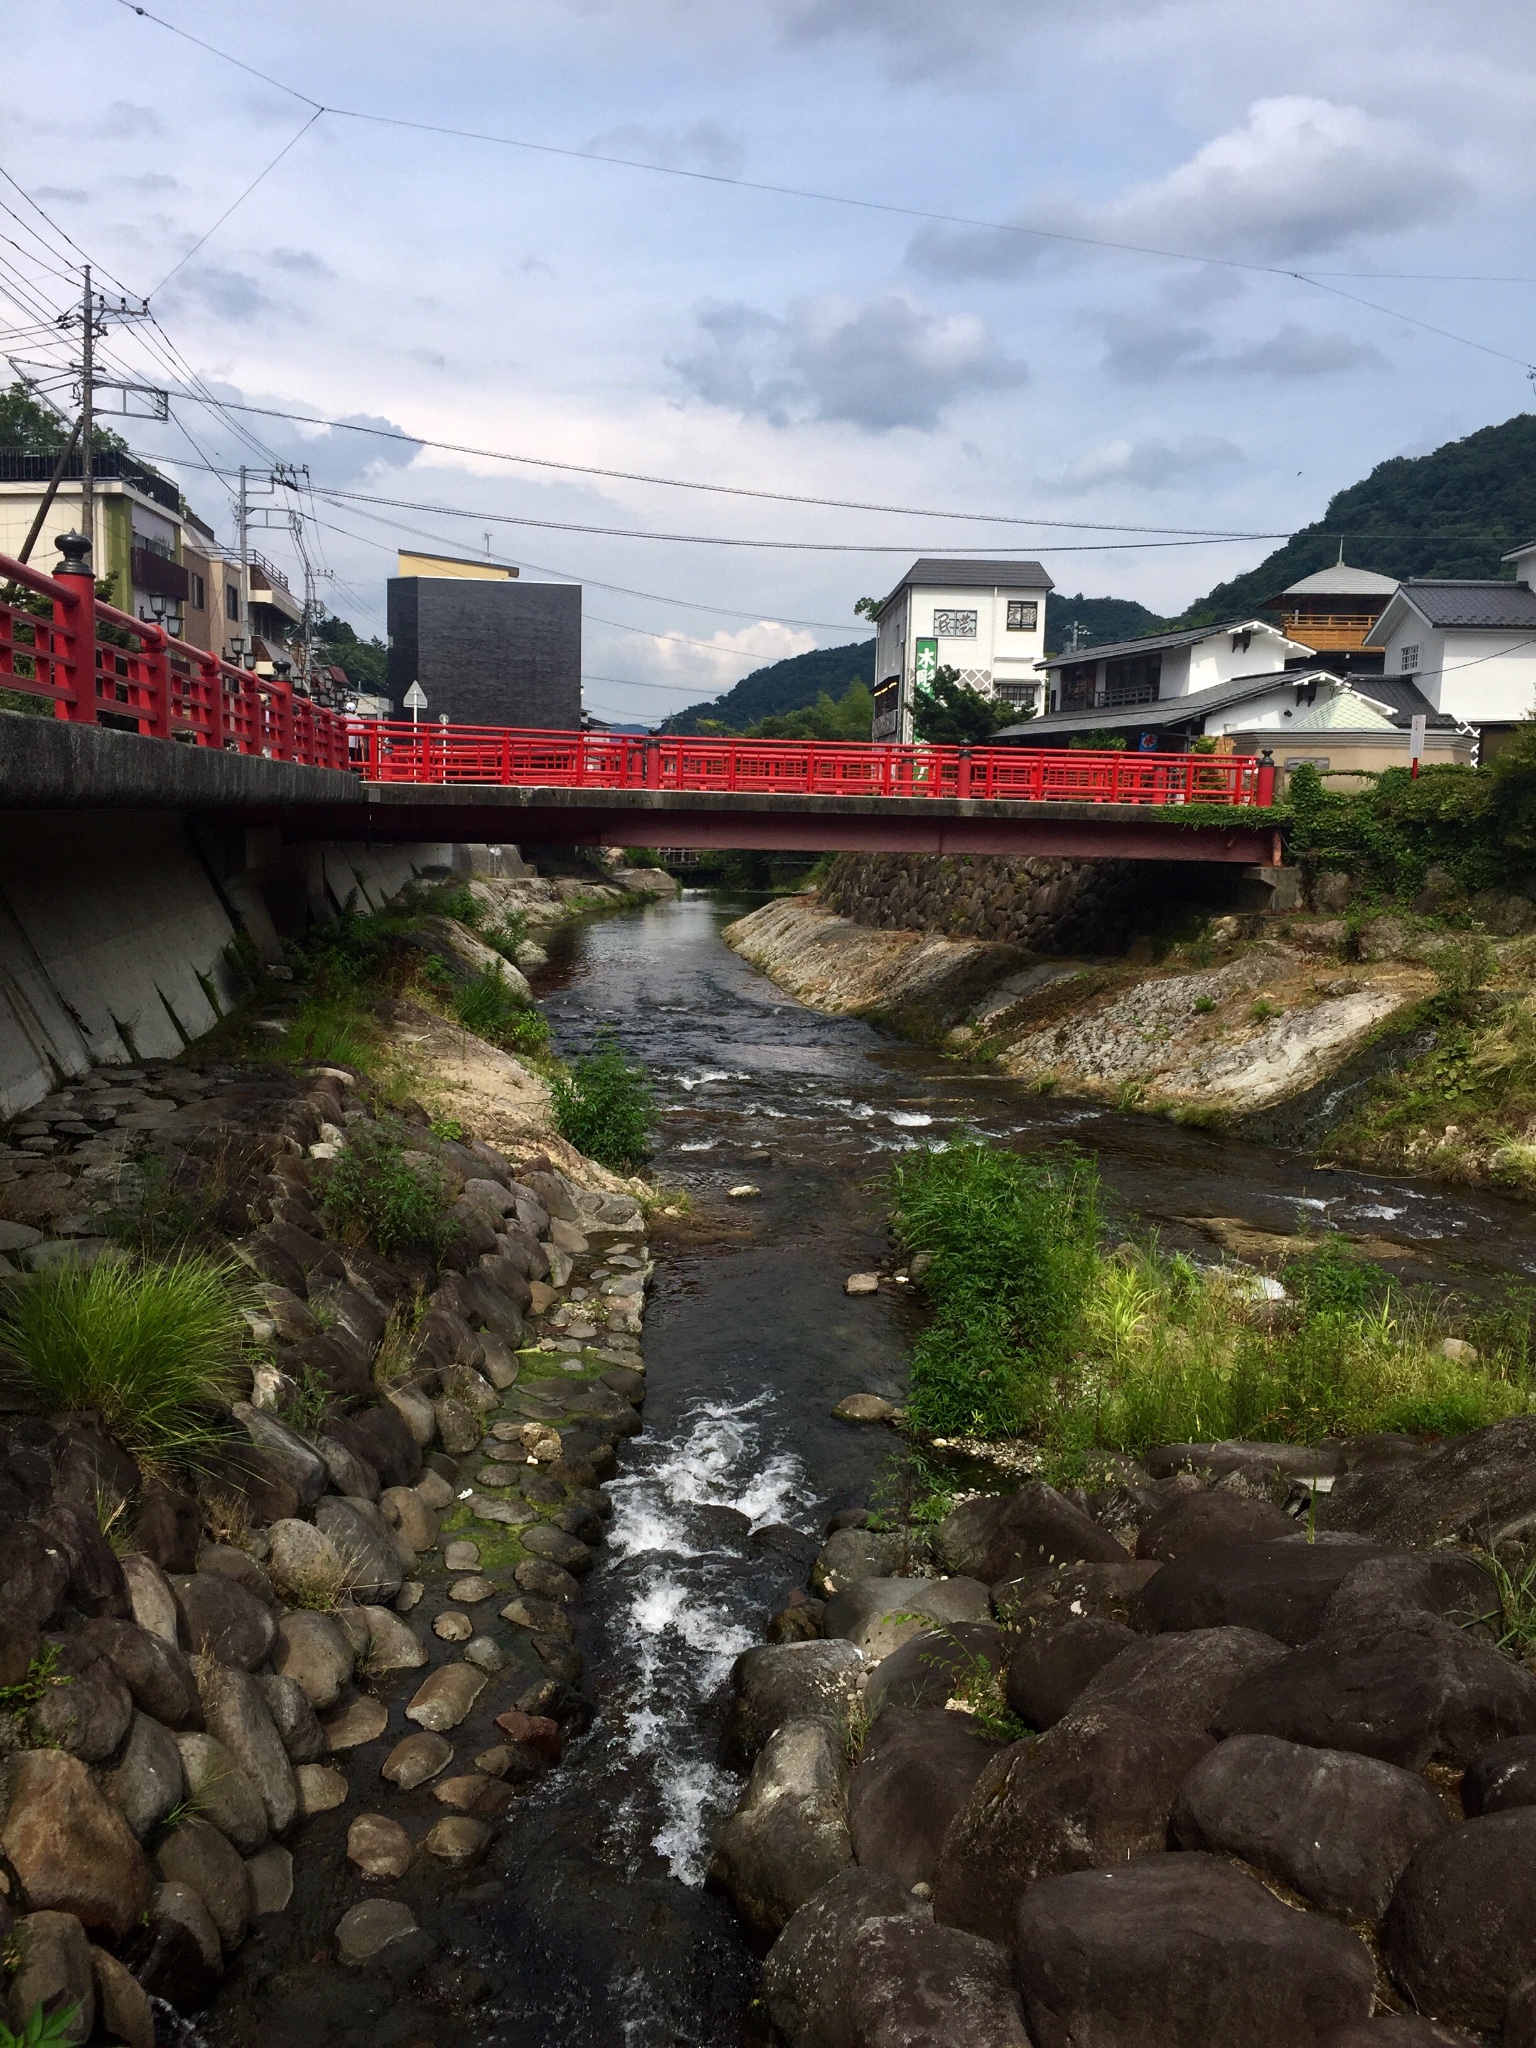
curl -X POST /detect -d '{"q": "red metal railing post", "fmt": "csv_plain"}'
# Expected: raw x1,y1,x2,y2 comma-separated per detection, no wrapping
50,531,96,724
1255,756,1276,808
645,740,661,790
956,747,972,799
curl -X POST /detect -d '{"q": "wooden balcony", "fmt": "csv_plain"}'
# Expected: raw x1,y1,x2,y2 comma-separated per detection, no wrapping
1278,611,1382,651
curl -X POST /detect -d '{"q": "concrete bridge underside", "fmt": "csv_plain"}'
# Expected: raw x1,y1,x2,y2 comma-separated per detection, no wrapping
4,717,1283,866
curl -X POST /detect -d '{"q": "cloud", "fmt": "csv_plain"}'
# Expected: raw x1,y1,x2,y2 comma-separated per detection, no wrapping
186,380,423,488
167,266,279,321
1096,313,1384,382
105,101,166,138
268,247,335,278
584,120,745,175
31,186,88,205
910,97,1468,278
407,347,447,369
673,291,1027,431
767,0,1133,78
1043,435,1246,494
119,173,179,194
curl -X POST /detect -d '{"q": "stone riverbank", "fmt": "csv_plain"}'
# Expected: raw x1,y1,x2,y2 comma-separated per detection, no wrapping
710,1401,1536,2046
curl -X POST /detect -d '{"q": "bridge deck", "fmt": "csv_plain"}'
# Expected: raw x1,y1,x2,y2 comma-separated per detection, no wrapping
0,716,1282,865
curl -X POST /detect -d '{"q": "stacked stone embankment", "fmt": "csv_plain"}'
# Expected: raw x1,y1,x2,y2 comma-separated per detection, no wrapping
0,1053,653,2041
710,1418,1536,2046
818,852,1173,955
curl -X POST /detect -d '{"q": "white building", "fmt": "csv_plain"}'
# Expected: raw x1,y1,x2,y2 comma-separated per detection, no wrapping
1364,546,1536,732
1036,617,1314,718
871,558,1054,741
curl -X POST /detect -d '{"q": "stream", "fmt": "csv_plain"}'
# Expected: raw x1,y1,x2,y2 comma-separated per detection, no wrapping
447,887,1536,2048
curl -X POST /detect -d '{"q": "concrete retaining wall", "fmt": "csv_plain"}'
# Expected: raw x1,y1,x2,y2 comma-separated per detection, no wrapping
0,810,456,1116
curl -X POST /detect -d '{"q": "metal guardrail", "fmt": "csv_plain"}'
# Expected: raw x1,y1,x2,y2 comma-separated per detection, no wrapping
0,543,349,767
350,721,1275,807
1,544,1274,807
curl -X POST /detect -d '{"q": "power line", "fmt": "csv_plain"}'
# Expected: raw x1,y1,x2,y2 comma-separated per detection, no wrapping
150,107,324,297
109,0,1536,311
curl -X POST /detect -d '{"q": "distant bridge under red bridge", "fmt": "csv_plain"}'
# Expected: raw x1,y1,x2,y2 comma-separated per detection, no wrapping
1,545,1279,863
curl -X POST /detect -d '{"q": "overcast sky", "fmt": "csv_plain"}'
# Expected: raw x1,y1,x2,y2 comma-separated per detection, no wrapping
6,0,1535,722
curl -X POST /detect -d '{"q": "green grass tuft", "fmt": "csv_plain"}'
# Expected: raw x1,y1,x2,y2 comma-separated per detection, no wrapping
317,1120,456,1259
0,1253,244,1466
550,1031,654,1171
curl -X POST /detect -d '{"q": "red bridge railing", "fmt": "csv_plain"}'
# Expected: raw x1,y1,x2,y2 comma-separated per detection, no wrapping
0,546,350,767
2,546,1271,807
350,722,1274,807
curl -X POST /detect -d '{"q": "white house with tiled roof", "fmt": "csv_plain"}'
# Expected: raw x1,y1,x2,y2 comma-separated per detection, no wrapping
1364,544,1536,729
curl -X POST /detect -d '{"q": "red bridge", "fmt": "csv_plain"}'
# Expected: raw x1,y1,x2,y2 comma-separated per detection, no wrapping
2,546,1280,865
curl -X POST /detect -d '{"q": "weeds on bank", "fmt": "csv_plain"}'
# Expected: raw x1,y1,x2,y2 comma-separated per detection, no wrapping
918,1627,1030,1744
550,1031,654,1171
895,1137,1534,1465
1483,1552,1536,1661
372,1290,428,1389
888,1138,1099,1437
0,1645,69,1715
0,1253,245,1466
317,1119,457,1259
0,2003,83,2048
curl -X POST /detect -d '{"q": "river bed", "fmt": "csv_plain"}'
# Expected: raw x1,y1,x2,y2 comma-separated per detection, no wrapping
441,886,1533,2048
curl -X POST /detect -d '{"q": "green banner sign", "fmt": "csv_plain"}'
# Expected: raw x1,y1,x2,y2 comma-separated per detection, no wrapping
914,637,938,686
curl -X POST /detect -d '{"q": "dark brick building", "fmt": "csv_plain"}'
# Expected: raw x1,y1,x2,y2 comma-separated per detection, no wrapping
386,567,581,727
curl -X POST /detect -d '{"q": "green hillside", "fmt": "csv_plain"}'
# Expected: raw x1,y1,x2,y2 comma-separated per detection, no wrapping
662,638,874,735
1045,592,1166,653
1181,412,1536,625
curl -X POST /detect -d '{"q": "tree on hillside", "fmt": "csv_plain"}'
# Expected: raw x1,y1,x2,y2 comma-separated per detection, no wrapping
750,684,873,741
313,612,389,692
913,667,1017,745
660,638,875,735
1178,412,1536,625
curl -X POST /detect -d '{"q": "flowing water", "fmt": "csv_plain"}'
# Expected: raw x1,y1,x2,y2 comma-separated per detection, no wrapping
217,890,1536,2048
451,888,1536,2047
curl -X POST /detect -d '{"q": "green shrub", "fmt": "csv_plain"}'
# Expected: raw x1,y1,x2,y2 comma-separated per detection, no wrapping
889,1138,1100,1436
318,1120,455,1258
550,1033,654,1171
0,2002,83,2048
0,1253,244,1465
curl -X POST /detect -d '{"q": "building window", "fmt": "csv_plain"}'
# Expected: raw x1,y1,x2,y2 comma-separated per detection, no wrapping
1006,600,1038,631
933,609,977,638
189,573,206,611
1059,662,1097,712
1400,643,1420,672
1103,653,1161,707
226,584,240,622
995,680,1037,710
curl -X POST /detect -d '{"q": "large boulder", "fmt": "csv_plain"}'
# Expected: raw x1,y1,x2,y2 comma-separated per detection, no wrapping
173,1733,269,1853
78,1617,199,1727
709,1718,852,1936
1214,1614,1536,1769
1145,1440,1343,1485
848,1707,1001,1889
34,1502,130,1619
1136,1489,1296,1561
1005,1612,1138,1730
272,1611,355,1712
723,1641,865,1769
313,1498,407,1600
27,1635,133,1761
7,1910,95,2045
1013,1853,1375,2048
1171,1732,1451,1923
258,1673,327,1764
811,1528,915,1597
156,1817,253,1952
992,1559,1161,1628
1384,1808,1536,2032
131,1880,222,2011
1069,1625,1290,1735
1318,2023,1479,2048
170,1572,277,1669
1461,1733,1536,1816
1321,1552,1499,1641
864,1625,1005,1723
104,1712,187,1842
1132,1536,1381,1646
932,1706,1211,1947
934,1485,1126,1584
761,1869,928,2048
118,1552,182,1644
1322,1414,1536,1554
194,1659,298,1835
1,1751,153,1939
845,1915,1030,2048
823,1577,990,1663
0,1523,69,1630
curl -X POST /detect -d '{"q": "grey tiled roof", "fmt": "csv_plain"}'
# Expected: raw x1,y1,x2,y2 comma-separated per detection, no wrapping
876,558,1053,616
1372,581,1536,634
994,666,1330,741
1036,618,1294,672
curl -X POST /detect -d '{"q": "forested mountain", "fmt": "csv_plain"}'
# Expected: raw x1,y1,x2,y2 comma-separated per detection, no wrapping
1179,412,1536,625
661,639,874,734
1045,592,1166,653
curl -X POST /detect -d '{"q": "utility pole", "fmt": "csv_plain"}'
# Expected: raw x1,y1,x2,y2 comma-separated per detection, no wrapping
237,464,250,663
78,266,95,575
